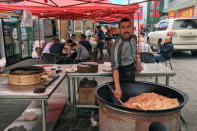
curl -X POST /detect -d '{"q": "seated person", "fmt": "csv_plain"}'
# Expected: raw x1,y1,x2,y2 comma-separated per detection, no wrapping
139,37,153,63
140,28,145,37
42,39,55,55
66,39,73,47
79,34,92,54
49,38,70,64
139,37,152,54
152,36,173,63
71,43,90,63
50,38,64,56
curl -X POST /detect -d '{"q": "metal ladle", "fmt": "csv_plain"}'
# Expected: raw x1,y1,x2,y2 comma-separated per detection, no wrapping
106,84,123,104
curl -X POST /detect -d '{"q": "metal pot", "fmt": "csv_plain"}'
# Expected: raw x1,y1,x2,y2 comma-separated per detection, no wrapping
95,81,188,131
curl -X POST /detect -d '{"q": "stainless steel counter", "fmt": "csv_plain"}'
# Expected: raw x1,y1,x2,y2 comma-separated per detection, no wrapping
0,66,67,131
65,63,176,113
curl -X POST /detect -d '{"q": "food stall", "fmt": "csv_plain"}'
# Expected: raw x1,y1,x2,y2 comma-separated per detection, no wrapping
0,0,189,131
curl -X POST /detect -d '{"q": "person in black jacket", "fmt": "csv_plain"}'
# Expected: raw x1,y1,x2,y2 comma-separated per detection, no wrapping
95,26,105,60
50,38,72,64
152,36,173,63
79,34,92,54
50,38,64,56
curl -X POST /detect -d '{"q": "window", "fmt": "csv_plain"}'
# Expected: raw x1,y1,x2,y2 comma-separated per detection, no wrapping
173,19,197,30
158,21,169,30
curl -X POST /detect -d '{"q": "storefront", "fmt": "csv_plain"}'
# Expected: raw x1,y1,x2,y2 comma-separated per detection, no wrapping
1,16,21,65
0,12,33,65
178,6,195,18
19,26,33,58
164,0,197,19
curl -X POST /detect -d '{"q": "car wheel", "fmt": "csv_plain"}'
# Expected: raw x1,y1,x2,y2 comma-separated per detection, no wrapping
191,51,197,56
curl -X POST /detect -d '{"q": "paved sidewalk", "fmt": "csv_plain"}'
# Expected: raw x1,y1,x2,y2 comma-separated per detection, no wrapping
0,52,197,131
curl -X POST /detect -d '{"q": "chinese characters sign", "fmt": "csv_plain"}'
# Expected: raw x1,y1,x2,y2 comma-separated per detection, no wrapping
178,7,195,18
168,11,176,18
151,10,160,18
151,0,160,18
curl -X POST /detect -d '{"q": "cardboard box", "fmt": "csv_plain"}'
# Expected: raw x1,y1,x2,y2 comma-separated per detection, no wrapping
79,88,96,104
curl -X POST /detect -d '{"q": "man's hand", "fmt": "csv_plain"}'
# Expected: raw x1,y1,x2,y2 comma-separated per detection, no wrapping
160,41,165,45
114,86,122,100
135,55,141,74
113,70,122,100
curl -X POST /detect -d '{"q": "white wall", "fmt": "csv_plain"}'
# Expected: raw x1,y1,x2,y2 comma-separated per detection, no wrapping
167,0,189,9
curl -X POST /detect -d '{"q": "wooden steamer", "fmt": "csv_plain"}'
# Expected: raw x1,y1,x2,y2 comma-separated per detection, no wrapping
8,73,44,86
77,62,98,73
2,66,46,86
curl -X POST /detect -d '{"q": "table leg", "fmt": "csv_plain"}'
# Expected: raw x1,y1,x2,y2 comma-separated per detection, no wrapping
41,100,46,131
155,76,158,83
77,78,79,87
67,77,71,103
72,77,76,113
166,76,169,86
77,78,80,93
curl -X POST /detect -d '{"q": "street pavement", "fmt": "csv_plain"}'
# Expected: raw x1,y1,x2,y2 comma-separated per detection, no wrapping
0,51,197,131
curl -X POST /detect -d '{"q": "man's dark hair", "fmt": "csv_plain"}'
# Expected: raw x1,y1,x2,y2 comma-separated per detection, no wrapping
119,18,132,28
72,34,76,37
53,38,59,43
81,34,86,39
67,39,73,43
106,37,112,42
71,43,77,48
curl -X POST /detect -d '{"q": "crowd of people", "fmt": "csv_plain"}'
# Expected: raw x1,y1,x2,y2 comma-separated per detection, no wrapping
40,25,115,64
39,20,173,65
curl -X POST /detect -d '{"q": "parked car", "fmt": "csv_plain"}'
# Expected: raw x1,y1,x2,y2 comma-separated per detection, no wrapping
147,18,197,56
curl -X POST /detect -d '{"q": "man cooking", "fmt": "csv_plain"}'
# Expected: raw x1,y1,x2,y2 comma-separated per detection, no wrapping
111,18,141,101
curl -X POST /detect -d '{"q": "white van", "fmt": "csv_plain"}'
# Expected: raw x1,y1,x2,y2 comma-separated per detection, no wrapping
147,18,197,56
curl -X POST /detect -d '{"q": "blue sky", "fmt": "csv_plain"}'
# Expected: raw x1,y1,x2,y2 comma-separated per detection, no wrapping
109,0,127,5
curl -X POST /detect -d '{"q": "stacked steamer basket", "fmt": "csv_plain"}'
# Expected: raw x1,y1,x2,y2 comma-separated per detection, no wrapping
7,66,45,85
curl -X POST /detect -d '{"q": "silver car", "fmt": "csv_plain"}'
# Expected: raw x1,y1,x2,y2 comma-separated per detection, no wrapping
147,18,197,56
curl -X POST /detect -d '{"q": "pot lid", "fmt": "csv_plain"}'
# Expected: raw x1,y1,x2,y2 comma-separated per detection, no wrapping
9,66,45,75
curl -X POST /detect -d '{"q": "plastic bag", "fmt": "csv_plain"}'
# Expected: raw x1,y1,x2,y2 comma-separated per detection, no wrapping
21,5,32,27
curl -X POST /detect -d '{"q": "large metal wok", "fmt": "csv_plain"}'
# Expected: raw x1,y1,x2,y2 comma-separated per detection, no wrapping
95,81,188,131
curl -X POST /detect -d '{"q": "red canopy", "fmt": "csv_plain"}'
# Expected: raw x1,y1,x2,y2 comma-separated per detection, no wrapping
0,0,153,22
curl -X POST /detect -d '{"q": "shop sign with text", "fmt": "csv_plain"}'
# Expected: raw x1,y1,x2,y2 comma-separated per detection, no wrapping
178,7,195,18
151,0,160,18
168,11,176,18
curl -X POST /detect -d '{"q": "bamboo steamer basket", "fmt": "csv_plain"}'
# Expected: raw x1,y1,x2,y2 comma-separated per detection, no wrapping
8,73,44,85
1,66,46,86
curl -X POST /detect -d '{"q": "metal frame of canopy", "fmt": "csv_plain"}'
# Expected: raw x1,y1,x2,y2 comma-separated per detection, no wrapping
0,0,154,50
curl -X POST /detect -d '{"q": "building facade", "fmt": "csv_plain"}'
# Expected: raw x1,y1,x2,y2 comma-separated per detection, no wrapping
147,0,165,27
164,0,197,18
